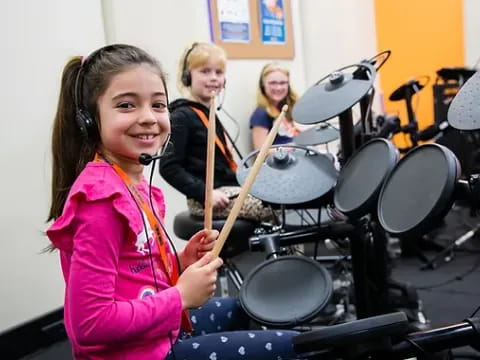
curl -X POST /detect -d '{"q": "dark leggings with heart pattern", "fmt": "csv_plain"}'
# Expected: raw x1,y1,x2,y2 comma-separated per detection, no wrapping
164,297,299,360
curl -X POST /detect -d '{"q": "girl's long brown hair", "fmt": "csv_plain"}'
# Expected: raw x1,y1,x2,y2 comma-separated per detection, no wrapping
48,45,167,221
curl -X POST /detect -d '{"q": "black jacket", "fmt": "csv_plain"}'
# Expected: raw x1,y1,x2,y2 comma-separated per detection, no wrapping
159,99,238,202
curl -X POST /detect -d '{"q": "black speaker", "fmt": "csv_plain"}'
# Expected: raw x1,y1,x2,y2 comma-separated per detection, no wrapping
436,128,480,176
433,83,459,124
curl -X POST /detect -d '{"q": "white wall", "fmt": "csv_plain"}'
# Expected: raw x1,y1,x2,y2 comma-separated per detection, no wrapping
0,0,105,331
464,0,480,68
300,0,378,86
1,0,478,331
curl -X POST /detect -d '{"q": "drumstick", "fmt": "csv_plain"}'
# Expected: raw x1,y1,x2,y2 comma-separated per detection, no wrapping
204,95,216,231
211,105,288,258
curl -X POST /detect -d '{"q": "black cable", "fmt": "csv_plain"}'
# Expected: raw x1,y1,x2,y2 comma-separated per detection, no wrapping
218,109,244,160
416,255,480,290
148,160,182,276
149,160,184,360
219,107,241,143
313,240,320,260
132,197,160,292
363,88,375,133
102,154,181,359
470,304,480,318
293,209,315,226
216,87,226,112
168,332,179,360
404,337,434,359
130,174,179,360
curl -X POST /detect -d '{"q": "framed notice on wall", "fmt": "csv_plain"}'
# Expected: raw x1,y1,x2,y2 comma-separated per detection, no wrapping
208,0,294,59
217,0,251,43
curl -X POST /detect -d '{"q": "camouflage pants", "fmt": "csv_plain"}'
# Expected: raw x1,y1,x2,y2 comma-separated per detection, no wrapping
187,186,276,222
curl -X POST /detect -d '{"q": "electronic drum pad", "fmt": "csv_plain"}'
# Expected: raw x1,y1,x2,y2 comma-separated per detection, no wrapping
334,139,399,219
239,256,333,327
236,145,337,204
293,123,339,146
292,63,376,125
448,69,480,130
378,144,461,238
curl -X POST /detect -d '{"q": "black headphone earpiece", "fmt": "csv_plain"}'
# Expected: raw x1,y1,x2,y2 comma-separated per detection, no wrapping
181,69,192,88
181,42,198,87
75,108,96,139
74,63,98,141
259,77,265,95
74,46,119,141
259,64,269,95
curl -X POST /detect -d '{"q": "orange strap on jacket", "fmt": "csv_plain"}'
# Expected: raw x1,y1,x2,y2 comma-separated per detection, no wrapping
94,154,192,332
282,117,301,136
190,107,238,172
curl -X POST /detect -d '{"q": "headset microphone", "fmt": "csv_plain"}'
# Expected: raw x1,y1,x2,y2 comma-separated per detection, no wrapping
138,153,162,165
138,133,171,165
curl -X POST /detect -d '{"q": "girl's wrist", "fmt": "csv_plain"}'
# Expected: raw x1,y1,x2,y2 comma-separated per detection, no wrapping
177,250,186,271
174,284,189,310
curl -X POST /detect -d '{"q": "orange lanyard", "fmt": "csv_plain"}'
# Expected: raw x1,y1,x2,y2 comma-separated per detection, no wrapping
190,107,238,172
94,154,192,332
282,117,300,136
270,106,300,137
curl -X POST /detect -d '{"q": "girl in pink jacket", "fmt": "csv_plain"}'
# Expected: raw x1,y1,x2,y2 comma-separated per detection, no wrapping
47,44,298,360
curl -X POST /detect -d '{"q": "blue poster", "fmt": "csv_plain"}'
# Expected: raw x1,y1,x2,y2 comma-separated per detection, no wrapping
259,0,286,44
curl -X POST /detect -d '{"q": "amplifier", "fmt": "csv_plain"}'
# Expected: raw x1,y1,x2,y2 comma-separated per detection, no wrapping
433,83,459,124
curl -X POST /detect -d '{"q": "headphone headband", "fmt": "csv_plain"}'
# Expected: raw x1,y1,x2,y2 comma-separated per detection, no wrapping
181,42,198,87
74,45,120,141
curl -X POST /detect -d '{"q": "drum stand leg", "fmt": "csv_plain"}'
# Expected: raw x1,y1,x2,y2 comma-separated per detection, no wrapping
218,259,244,297
350,219,427,323
421,223,480,270
350,220,376,319
401,234,446,268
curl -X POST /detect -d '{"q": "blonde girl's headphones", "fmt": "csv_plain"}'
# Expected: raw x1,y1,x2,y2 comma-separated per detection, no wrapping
180,42,199,87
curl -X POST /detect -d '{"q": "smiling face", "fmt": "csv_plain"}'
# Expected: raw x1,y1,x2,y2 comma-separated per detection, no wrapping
263,70,289,106
96,64,170,167
189,58,226,106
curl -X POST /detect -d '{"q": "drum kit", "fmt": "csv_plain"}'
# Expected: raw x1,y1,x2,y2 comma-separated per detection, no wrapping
233,55,480,357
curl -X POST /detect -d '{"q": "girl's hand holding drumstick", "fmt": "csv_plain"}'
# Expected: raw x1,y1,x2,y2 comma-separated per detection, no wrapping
211,105,288,258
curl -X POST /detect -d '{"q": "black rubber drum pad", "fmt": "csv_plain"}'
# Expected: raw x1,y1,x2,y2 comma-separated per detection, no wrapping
334,138,399,218
378,144,460,238
239,256,333,327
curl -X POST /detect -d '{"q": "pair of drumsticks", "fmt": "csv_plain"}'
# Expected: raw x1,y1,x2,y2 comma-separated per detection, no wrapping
204,93,288,257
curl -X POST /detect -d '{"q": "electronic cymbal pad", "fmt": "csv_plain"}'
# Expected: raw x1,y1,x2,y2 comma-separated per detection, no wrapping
448,70,480,130
292,63,376,125
236,145,337,204
293,123,339,146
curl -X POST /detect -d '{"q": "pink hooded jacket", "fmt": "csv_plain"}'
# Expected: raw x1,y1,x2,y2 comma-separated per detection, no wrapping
47,162,182,359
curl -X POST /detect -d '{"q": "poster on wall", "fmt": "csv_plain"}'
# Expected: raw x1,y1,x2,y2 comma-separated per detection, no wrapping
217,0,251,43
208,0,294,59
258,0,286,44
